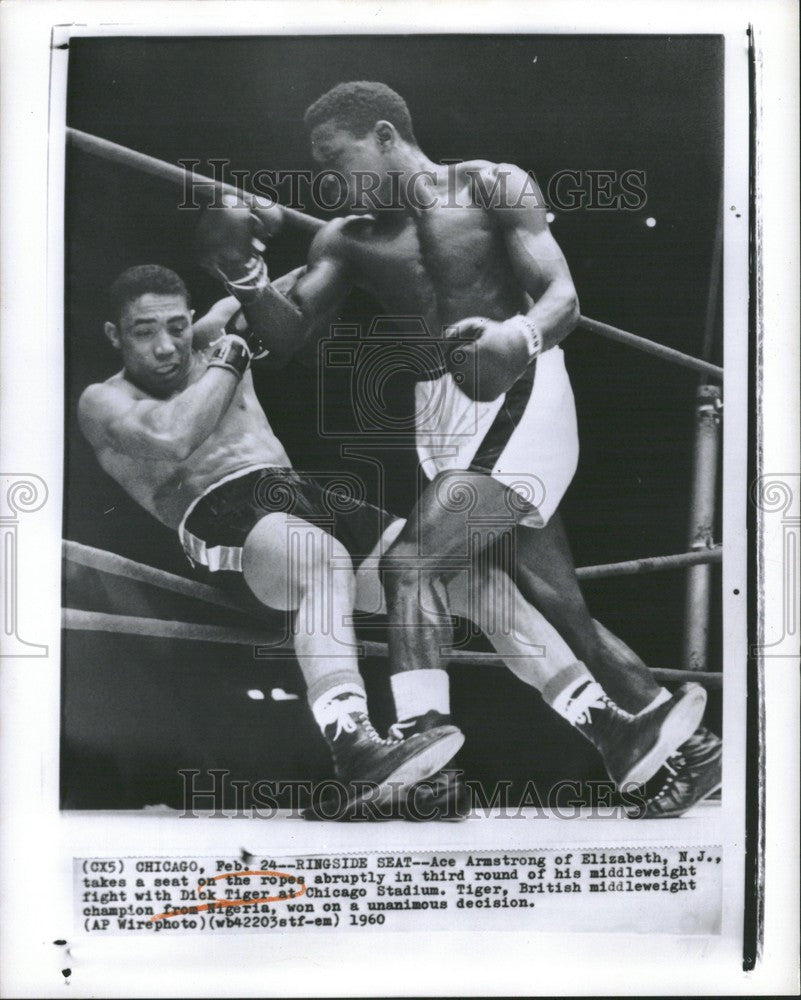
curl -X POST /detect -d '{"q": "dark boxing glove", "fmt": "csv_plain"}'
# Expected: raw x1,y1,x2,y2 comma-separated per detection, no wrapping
194,196,269,300
444,314,542,402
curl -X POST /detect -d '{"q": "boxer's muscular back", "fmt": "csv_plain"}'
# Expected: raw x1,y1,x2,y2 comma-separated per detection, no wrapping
86,359,290,530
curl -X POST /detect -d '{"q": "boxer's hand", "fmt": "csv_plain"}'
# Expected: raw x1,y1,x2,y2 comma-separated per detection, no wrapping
195,197,267,281
444,316,533,402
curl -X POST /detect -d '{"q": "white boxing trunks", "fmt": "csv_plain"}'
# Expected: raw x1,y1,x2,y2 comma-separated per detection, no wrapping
413,345,579,527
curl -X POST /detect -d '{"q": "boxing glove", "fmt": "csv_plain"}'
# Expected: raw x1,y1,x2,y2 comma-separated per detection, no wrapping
195,196,268,291
444,314,541,402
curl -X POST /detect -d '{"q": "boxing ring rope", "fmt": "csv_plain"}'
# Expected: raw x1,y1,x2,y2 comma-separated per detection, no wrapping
61,607,721,690
62,540,723,689
64,538,722,596
66,127,322,239
65,127,724,675
67,127,723,381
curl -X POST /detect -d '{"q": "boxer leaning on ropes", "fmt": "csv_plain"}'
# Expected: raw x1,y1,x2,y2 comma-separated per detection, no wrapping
192,80,721,818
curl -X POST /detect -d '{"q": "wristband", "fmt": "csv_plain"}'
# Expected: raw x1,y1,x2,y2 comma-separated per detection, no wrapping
207,334,252,379
513,314,543,362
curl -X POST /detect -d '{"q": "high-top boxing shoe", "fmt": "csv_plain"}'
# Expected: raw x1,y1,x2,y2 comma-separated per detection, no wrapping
630,726,722,818
389,711,471,821
303,695,464,820
564,681,708,787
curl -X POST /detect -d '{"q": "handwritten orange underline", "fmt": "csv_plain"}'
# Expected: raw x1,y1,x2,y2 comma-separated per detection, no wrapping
148,869,306,923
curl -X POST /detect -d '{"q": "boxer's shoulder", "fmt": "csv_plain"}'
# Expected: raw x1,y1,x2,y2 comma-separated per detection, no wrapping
456,159,542,213
77,373,129,445
80,370,133,408
457,157,501,176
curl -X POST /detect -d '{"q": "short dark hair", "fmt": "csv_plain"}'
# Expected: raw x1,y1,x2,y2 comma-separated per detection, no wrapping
109,265,191,324
304,81,417,145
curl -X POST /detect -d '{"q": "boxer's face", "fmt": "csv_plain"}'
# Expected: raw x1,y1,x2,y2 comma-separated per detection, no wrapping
105,293,194,395
310,121,399,211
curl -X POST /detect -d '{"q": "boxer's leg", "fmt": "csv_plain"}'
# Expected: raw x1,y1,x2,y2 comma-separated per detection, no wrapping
445,565,572,691
510,512,664,713
358,522,651,704
242,512,362,705
378,474,705,787
241,512,463,806
357,518,576,722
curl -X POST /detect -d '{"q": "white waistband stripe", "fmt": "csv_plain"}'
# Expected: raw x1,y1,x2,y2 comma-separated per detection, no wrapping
181,528,243,573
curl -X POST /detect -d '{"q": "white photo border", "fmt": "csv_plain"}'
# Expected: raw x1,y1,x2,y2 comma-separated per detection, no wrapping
0,1,797,996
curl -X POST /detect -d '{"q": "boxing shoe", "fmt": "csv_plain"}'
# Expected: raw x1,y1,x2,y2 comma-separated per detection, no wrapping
389,712,471,821
567,681,707,787
304,698,464,820
629,726,722,818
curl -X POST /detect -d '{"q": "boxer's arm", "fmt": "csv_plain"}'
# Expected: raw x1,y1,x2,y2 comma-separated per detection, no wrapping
490,162,580,350
282,226,351,320
445,164,580,401
78,364,241,462
196,204,350,363
238,226,350,361
191,296,240,350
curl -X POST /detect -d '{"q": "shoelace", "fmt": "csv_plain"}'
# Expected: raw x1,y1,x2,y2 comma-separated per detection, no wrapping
317,694,364,741
359,714,398,746
563,682,615,727
318,695,397,745
387,719,417,741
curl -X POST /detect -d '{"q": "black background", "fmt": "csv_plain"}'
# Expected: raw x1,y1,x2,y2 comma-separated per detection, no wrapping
62,34,723,809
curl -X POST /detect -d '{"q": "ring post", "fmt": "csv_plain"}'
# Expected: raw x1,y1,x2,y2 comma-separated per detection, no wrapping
683,384,722,670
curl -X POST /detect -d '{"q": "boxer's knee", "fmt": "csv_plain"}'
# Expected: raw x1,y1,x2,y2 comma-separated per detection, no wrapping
379,543,416,595
242,514,354,611
379,542,451,600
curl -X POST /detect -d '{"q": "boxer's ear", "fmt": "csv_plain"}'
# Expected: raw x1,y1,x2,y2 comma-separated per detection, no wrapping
104,321,121,350
373,120,395,147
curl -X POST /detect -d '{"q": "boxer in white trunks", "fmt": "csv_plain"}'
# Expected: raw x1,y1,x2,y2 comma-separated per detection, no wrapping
194,81,721,817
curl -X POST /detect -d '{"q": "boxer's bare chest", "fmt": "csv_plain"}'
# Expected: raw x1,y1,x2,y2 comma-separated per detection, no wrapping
343,200,527,331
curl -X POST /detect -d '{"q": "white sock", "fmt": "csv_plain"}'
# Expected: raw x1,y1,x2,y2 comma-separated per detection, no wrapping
541,662,620,727
391,669,450,722
310,682,367,734
637,687,672,715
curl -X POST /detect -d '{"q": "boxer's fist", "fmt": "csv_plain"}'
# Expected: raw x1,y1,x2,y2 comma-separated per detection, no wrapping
195,196,267,280
444,316,534,402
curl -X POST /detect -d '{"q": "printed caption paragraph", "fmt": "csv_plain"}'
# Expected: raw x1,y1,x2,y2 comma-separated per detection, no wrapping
76,847,722,935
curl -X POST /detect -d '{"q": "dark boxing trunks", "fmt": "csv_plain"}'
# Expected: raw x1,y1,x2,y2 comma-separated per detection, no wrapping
179,466,392,574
